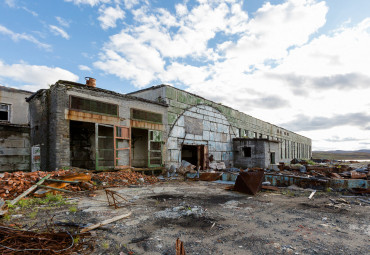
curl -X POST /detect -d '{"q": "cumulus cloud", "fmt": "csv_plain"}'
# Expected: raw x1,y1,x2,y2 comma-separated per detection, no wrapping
98,5,125,30
123,0,139,9
280,113,370,132
78,65,92,72
0,25,51,50
0,60,78,91
49,25,70,39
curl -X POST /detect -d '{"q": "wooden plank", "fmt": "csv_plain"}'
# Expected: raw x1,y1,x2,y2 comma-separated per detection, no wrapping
9,174,51,205
46,179,80,184
80,211,132,233
37,185,73,193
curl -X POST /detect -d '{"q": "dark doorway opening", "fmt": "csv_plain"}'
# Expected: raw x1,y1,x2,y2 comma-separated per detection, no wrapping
131,128,148,167
70,121,96,169
270,152,276,164
181,145,208,170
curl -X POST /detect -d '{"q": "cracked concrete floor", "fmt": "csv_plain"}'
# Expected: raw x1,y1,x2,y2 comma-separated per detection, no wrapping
70,181,369,255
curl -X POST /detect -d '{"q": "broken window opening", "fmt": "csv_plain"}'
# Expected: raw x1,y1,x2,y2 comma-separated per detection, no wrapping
0,103,10,122
70,96,118,116
243,147,252,157
131,109,162,124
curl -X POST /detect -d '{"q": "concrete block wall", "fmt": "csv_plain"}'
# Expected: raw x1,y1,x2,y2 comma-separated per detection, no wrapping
0,124,30,171
29,81,168,171
167,104,236,167
233,139,279,169
130,85,312,163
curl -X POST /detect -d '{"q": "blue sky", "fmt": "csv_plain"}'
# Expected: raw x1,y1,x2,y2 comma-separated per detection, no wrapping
1,0,370,151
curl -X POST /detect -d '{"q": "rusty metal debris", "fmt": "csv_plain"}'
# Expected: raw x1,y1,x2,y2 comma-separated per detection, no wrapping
234,170,264,195
105,189,128,209
0,225,82,255
199,172,223,181
176,238,186,255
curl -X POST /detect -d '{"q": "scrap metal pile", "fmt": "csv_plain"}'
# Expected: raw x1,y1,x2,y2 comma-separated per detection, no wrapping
0,169,159,200
0,225,84,255
271,161,370,180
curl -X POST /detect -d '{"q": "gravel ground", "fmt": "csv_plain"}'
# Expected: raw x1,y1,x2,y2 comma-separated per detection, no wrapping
2,180,369,255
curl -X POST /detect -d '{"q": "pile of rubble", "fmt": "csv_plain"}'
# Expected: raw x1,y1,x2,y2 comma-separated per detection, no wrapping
0,169,158,200
268,162,370,180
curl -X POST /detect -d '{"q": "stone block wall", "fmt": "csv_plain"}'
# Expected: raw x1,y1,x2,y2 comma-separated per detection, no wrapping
167,104,236,167
0,124,30,171
131,85,312,164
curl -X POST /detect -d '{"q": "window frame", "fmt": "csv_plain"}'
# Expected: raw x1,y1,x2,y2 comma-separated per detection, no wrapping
0,103,10,122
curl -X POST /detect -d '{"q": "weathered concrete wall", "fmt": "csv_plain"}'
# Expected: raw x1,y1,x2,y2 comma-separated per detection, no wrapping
28,89,51,171
0,124,30,171
130,85,312,163
233,138,279,169
167,105,235,167
0,86,32,125
29,81,168,171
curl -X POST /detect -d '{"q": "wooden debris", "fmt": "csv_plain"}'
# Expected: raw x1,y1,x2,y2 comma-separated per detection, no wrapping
308,190,316,199
37,185,73,193
9,174,51,206
80,211,132,233
262,185,279,191
176,238,186,255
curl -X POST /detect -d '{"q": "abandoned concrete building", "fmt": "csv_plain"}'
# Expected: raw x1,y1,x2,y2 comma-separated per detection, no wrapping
23,79,311,172
0,86,33,172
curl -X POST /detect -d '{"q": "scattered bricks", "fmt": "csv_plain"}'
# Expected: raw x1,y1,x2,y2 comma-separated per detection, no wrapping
331,173,342,179
350,170,367,179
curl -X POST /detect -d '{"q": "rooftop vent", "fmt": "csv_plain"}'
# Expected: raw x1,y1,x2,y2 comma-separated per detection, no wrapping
85,77,96,88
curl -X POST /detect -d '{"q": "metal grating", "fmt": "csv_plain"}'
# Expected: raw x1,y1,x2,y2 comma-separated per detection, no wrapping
70,96,118,116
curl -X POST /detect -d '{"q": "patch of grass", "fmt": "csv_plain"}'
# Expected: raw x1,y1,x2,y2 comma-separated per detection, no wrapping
73,236,80,244
29,210,38,219
3,214,11,221
69,206,77,213
5,201,15,209
15,194,68,209
102,241,110,249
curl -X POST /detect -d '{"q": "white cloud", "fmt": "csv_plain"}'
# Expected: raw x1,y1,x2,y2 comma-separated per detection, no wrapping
56,17,70,27
98,5,125,30
0,25,51,50
78,65,92,72
0,60,79,91
92,0,370,150
64,0,110,6
49,25,70,39
5,0,16,7
94,31,165,87
123,0,139,9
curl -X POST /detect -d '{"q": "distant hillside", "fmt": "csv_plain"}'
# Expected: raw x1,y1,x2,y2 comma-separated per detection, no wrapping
312,150,370,160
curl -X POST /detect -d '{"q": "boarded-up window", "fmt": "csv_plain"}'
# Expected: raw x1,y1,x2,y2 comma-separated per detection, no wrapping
185,116,203,135
131,109,162,123
70,96,118,116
